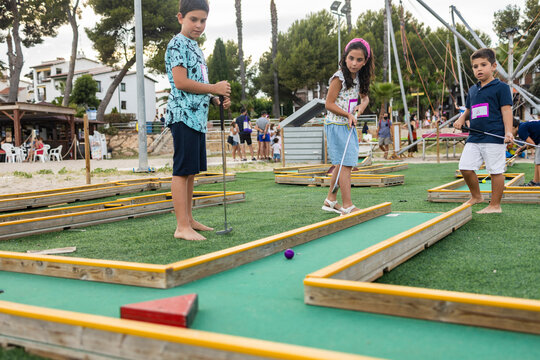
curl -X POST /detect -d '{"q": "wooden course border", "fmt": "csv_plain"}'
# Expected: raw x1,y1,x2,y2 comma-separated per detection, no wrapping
428,173,540,203
0,191,245,242
0,203,391,289
304,204,540,335
274,163,407,187
0,172,235,212
0,204,393,359
0,301,376,360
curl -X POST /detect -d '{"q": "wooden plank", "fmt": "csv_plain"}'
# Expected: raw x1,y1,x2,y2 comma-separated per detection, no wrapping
304,279,540,335
165,203,392,288
0,191,246,241
0,301,375,360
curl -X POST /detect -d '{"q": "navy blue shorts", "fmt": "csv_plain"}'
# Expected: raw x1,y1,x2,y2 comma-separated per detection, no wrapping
169,121,207,176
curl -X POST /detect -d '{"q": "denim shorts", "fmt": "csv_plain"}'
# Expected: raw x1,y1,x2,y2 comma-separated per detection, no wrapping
325,123,359,166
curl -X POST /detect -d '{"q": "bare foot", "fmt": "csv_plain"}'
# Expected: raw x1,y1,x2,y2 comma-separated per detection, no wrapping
174,227,206,241
476,205,502,214
464,197,483,206
191,220,214,231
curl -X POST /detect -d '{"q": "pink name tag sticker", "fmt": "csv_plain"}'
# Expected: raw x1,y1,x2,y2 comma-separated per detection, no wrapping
471,103,489,119
348,99,358,113
201,64,209,83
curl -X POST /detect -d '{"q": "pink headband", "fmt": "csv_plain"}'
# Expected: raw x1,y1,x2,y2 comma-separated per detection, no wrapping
345,38,371,59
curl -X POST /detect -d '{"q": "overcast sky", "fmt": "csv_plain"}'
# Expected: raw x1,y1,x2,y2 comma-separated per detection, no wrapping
0,0,527,91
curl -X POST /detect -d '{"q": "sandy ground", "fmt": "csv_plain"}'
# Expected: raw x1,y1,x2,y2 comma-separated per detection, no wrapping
0,151,532,195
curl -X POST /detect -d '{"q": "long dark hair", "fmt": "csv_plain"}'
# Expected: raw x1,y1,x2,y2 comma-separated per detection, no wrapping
339,41,374,95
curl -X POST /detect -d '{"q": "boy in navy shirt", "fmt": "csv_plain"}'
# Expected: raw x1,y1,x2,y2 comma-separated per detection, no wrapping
512,120,540,186
454,48,514,213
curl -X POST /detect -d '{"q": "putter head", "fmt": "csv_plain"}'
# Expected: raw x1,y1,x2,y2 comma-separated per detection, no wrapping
216,227,233,235
331,184,339,194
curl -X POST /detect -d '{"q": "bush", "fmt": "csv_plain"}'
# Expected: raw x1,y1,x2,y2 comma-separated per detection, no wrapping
98,125,119,136
103,113,136,124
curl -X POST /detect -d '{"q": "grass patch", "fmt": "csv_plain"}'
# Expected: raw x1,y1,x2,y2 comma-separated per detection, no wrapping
13,171,32,178
36,169,54,175
58,167,68,174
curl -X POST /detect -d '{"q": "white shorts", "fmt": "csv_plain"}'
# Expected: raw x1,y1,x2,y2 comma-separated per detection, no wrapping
459,142,506,174
535,148,540,165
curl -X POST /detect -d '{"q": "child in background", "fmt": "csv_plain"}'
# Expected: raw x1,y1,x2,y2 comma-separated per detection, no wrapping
322,38,374,215
453,48,513,213
512,119,540,186
271,137,281,162
165,0,231,240
229,121,240,161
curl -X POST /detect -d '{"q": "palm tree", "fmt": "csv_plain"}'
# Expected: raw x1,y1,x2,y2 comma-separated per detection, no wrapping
370,82,400,119
345,0,352,34
235,0,246,101
62,0,81,107
270,0,279,118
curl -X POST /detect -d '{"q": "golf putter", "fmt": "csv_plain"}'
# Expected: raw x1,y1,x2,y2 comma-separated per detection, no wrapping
216,95,233,235
462,125,540,149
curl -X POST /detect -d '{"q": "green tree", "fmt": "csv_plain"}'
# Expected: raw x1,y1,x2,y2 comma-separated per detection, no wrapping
520,0,540,49
235,0,246,101
270,0,279,118
530,76,540,98
370,82,400,118
0,0,68,101
208,38,230,83
86,0,178,122
493,5,521,42
70,74,100,109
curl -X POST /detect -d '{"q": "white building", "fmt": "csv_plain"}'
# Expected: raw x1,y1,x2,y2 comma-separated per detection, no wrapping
30,53,157,122
0,70,33,102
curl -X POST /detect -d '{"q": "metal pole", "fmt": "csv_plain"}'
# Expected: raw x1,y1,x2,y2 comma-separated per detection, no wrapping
512,84,540,113
513,53,540,80
444,5,509,79
508,32,514,82
451,7,465,105
385,0,412,141
337,13,341,66
513,29,540,79
513,83,540,103
134,0,148,171
388,13,392,82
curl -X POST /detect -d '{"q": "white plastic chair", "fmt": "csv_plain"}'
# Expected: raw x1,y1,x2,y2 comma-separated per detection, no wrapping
1,144,17,163
13,146,26,162
34,144,50,163
48,145,63,161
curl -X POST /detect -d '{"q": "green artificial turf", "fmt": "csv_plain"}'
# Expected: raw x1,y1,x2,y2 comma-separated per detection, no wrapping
0,161,538,359
0,162,538,300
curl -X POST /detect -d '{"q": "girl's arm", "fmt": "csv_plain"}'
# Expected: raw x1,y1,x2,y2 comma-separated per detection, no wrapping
172,66,230,97
325,77,357,126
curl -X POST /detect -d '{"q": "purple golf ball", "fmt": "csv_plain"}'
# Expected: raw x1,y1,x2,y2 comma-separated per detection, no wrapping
284,249,294,259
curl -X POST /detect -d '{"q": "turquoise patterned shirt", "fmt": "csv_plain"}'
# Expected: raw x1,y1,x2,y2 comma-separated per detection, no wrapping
165,33,211,133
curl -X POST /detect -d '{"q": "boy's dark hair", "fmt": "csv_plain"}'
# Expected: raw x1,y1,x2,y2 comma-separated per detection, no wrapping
512,118,521,128
179,0,209,15
339,41,374,94
273,138,279,143
471,48,496,64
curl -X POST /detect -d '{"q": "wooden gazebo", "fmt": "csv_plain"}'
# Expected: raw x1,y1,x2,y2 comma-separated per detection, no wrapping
0,102,76,146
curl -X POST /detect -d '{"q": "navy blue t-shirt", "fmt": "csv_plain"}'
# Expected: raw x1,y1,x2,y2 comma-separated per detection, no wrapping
465,79,512,144
518,121,540,145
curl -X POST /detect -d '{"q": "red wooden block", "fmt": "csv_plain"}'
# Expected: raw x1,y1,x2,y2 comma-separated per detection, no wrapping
120,293,198,328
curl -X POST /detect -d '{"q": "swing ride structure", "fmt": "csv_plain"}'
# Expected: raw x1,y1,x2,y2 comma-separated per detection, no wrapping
384,0,540,162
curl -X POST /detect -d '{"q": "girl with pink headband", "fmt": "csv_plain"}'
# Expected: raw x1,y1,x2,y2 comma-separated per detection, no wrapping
321,37,374,215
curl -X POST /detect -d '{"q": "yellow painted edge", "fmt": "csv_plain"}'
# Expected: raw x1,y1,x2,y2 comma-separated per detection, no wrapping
0,191,244,226
428,178,465,191
303,278,540,313
307,204,471,279
170,203,392,271
0,301,377,360
0,250,167,272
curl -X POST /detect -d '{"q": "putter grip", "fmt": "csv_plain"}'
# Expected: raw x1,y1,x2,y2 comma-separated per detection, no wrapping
219,96,225,131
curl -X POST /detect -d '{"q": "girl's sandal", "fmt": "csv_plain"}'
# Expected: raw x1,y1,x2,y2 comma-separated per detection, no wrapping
340,205,359,215
322,198,342,214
